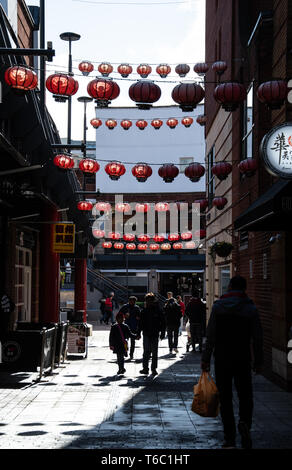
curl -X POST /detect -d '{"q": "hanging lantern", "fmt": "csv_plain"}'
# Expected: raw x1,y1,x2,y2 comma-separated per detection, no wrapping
92,229,105,238
257,80,288,110
138,243,148,250
168,233,180,241
78,61,94,76
181,117,194,128
184,162,205,182
212,197,228,210
153,234,165,242
135,203,150,213
106,119,117,130
53,154,75,169
105,161,126,180
238,158,258,177
120,119,132,130
118,63,133,78
79,158,100,174
108,232,121,240
98,62,114,77
4,65,38,92
175,64,190,77
173,242,183,250
172,82,205,111
136,120,148,130
195,229,206,239
115,202,131,213
211,162,232,181
161,243,171,251
77,201,93,211
166,118,178,129
181,231,192,240
156,63,171,78
193,63,209,76
132,163,152,182
129,80,161,109
155,202,169,212
151,119,163,130
194,199,208,211
185,241,196,249
102,241,112,249
87,78,120,107
149,243,160,251
137,234,150,243
214,82,247,112
95,202,111,212
126,243,136,250
90,118,102,128
196,115,207,126
46,73,79,102
158,164,179,183
123,233,135,242
114,242,124,250
137,63,152,78
212,61,227,76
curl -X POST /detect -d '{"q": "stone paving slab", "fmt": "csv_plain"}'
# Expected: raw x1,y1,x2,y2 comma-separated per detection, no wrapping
0,323,292,449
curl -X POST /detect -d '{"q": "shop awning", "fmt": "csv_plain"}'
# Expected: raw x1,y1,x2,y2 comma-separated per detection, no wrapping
234,179,292,231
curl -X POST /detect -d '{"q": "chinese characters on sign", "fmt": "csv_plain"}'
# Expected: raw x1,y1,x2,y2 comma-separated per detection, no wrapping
261,123,292,178
52,223,75,253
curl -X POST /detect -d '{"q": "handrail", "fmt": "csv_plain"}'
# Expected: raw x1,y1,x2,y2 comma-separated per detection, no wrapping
88,267,129,293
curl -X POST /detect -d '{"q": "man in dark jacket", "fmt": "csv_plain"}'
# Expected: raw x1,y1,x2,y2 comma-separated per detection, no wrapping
137,293,166,376
201,276,263,449
119,296,141,360
163,296,182,354
185,290,206,353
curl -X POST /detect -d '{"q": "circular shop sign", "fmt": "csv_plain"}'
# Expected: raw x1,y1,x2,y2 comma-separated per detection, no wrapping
260,122,292,179
2,341,21,362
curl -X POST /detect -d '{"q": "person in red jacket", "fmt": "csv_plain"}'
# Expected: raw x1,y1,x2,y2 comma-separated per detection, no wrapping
104,294,114,324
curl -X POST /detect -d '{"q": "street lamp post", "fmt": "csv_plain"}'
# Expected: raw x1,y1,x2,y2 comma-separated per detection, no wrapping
60,32,81,145
77,96,93,159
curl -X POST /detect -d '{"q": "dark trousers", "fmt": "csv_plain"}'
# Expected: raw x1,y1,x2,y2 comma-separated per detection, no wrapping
215,361,253,440
190,323,202,351
116,352,125,371
167,326,179,350
143,335,159,371
129,337,136,357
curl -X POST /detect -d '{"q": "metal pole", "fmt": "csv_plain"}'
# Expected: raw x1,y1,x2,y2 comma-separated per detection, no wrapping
68,39,72,145
125,249,129,292
40,0,45,121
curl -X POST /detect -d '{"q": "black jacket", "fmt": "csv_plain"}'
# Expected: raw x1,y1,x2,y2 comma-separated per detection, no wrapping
202,291,264,367
119,303,141,332
137,302,166,338
109,322,136,356
163,299,182,328
185,297,206,325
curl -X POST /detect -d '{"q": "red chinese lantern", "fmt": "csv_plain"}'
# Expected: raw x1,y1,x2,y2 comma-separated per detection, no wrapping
181,231,192,240
132,163,152,182
95,202,111,212
136,120,148,130
214,82,247,112
149,243,160,251
79,158,100,174
46,73,78,102
135,203,150,213
123,233,135,242
257,80,288,110
168,233,180,241
137,234,150,243
175,64,190,77
117,63,133,77
161,243,171,251
90,118,102,128
185,162,205,182
77,201,93,211
115,202,131,213
126,243,136,250
193,63,209,76
137,63,152,78
129,80,161,109
151,119,163,130
238,158,258,177
54,154,75,169
138,243,148,250
185,241,196,249
155,202,169,212
102,241,112,249
173,242,183,250
194,199,208,211
120,119,132,130
87,78,120,106
181,117,194,128
212,197,228,210
114,242,124,250
105,161,126,180
172,82,205,111
108,232,121,240
212,61,227,76
98,62,113,77
5,65,38,91
92,229,105,238
195,229,206,239
78,61,94,76
211,162,232,181
166,118,178,129
158,164,179,183
153,234,165,242
196,115,207,126
156,63,171,78
106,119,117,130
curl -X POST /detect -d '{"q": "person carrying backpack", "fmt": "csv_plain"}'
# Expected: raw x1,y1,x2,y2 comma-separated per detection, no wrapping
163,295,182,354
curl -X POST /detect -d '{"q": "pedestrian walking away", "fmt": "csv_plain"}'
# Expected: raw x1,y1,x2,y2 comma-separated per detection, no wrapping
99,297,106,324
185,289,206,353
177,295,185,336
65,261,72,283
163,294,182,354
109,312,138,375
137,292,166,376
119,296,141,360
201,275,264,449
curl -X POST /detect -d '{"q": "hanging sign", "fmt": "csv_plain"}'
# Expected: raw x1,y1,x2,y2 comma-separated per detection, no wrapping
52,223,75,253
261,122,292,179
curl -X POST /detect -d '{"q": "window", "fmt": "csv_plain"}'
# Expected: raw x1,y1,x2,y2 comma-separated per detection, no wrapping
220,267,230,296
239,230,248,250
207,146,215,206
242,82,254,160
179,157,194,173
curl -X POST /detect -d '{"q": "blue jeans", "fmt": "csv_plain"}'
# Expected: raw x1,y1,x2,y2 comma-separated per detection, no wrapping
143,335,159,371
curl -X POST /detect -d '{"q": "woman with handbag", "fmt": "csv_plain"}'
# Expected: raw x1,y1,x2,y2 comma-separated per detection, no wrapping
109,312,137,375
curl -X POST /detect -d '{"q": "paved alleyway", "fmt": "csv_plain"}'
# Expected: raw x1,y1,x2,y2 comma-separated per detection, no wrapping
0,324,292,450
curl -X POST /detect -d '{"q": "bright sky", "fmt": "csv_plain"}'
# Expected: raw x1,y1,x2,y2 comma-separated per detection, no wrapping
28,0,205,141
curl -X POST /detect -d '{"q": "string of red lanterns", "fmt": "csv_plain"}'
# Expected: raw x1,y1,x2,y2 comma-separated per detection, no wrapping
90,116,204,129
